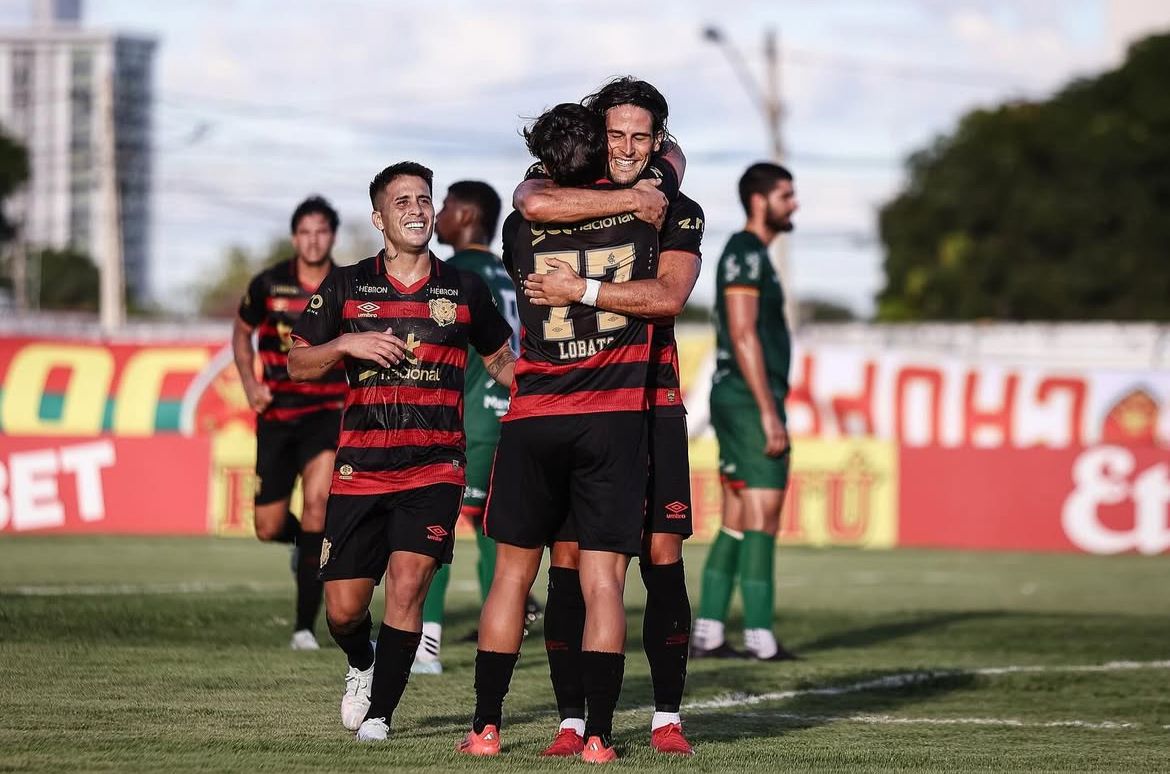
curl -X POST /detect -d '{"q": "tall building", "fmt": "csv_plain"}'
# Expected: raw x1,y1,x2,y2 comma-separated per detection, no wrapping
0,0,155,307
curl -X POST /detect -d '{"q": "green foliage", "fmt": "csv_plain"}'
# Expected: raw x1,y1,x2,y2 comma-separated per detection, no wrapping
32,247,100,311
801,297,858,322
0,126,29,244
194,237,293,318
1,537,1168,772
878,33,1170,320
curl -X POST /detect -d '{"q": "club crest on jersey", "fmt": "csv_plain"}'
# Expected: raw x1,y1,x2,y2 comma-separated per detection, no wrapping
429,298,457,326
308,294,323,310
338,464,354,480
320,538,331,568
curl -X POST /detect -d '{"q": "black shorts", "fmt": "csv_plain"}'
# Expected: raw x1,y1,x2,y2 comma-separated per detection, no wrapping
484,412,649,556
254,409,341,505
318,483,464,582
555,412,693,544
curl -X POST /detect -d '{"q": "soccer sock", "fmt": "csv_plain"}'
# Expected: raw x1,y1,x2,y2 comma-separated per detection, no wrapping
293,531,324,633
474,529,497,602
365,624,422,724
271,510,301,544
739,530,776,631
328,611,374,671
696,528,743,633
472,650,519,732
640,560,690,713
421,563,450,627
544,567,587,722
581,650,625,743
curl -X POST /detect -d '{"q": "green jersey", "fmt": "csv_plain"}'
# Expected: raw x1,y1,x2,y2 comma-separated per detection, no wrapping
712,230,791,405
446,247,519,443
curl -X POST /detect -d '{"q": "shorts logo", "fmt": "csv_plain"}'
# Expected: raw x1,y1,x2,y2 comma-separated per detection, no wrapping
319,538,331,568
664,501,689,519
254,476,263,495
309,294,323,310
429,298,458,327
357,301,380,317
426,525,449,542
338,464,354,480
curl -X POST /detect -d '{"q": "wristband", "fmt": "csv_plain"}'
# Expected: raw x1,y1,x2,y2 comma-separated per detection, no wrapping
580,278,601,306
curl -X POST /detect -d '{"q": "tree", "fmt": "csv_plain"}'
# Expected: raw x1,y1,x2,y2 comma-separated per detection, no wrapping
877,33,1170,321
0,127,29,298
32,248,100,311
194,237,293,317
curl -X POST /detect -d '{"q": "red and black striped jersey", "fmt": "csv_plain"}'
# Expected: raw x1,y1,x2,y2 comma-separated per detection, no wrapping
238,259,347,422
291,251,512,496
500,188,663,420
650,192,706,418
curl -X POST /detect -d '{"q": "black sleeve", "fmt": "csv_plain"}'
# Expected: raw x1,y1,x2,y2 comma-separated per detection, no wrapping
522,162,550,181
291,270,343,346
645,155,680,202
659,194,705,256
500,210,522,279
465,272,514,356
237,272,267,327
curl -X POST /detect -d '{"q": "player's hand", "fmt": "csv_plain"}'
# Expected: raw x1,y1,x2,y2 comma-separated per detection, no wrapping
631,178,667,229
524,258,585,307
762,411,789,458
245,382,273,413
339,328,409,367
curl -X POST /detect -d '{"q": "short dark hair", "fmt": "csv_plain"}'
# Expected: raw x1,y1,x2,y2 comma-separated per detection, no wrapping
290,195,339,233
369,161,433,208
447,180,502,239
582,76,670,140
523,103,607,188
738,162,793,216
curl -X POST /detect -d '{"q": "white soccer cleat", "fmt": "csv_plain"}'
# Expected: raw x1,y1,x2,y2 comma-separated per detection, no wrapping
410,657,443,675
290,629,320,651
340,664,374,731
356,716,389,742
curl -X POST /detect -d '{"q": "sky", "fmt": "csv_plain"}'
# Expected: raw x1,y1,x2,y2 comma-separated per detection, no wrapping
5,0,1169,316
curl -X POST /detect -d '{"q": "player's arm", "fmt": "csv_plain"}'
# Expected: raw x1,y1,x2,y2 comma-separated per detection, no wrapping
288,328,410,381
523,250,699,318
726,289,788,457
481,342,516,388
513,177,667,227
231,317,272,413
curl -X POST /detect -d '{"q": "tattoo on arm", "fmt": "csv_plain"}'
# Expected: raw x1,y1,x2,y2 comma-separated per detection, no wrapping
485,347,515,379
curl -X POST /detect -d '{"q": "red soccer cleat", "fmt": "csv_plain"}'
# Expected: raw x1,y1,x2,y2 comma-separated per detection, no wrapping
581,735,618,764
540,728,585,757
650,723,694,756
456,724,501,756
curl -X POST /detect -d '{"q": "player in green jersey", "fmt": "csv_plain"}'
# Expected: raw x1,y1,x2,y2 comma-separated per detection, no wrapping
693,162,800,662
411,180,534,675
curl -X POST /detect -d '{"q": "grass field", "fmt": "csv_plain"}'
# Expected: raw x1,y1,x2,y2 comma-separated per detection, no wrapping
1,536,1168,772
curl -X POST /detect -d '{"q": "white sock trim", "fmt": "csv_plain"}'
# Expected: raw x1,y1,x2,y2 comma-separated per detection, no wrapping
693,618,725,650
560,717,585,736
652,711,681,731
418,622,442,660
720,526,745,540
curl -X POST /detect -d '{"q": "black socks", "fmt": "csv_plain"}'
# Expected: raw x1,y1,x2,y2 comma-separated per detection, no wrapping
581,650,625,743
640,560,690,712
365,624,422,723
472,650,520,732
544,566,587,721
328,611,374,671
294,531,324,632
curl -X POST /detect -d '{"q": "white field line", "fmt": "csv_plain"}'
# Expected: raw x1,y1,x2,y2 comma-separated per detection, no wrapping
626,660,1170,730
1,581,289,596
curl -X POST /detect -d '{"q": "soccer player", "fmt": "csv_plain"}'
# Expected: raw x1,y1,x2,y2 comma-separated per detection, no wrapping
288,162,516,743
457,102,674,763
411,180,528,675
692,162,800,662
232,195,347,651
515,77,701,756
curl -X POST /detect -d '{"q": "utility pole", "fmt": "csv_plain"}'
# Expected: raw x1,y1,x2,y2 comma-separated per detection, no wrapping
704,25,799,329
98,66,125,332
11,237,28,313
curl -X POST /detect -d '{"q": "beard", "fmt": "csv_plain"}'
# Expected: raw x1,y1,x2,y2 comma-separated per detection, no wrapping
767,212,794,233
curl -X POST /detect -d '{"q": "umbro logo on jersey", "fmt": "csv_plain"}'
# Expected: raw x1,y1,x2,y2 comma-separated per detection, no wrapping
664,501,689,519
426,525,449,542
357,301,380,317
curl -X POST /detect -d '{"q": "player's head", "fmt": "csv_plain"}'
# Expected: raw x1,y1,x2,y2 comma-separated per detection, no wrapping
289,195,339,266
523,103,607,188
369,161,435,254
582,76,669,186
739,162,798,233
435,181,501,249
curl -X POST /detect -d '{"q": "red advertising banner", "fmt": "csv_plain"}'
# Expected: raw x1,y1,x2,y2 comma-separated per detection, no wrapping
0,436,211,535
899,444,1170,555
